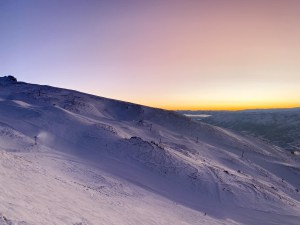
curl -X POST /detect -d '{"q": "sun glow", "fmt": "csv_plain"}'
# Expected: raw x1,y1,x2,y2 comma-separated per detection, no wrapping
1,1,300,110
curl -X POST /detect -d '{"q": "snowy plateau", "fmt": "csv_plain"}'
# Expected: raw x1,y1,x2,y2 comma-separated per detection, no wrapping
0,76,300,225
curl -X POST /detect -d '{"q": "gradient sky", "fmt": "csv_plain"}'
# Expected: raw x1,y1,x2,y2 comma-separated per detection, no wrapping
1,0,300,110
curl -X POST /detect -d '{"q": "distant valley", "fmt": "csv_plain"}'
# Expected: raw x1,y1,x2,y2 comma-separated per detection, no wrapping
179,108,300,153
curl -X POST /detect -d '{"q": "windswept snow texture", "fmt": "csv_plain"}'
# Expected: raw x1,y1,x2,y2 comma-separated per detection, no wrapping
0,76,300,225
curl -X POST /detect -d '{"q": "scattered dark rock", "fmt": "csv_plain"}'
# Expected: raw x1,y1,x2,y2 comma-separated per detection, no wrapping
0,75,18,86
7,75,17,82
271,186,278,191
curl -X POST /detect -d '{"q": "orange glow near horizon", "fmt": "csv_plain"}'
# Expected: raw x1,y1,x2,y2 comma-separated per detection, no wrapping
116,98,300,111
163,103,300,111
2,1,300,110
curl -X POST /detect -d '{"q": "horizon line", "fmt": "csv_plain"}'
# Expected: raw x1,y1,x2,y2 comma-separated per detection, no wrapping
4,76,300,113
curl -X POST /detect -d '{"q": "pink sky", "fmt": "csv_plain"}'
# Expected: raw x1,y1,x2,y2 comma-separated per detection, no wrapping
1,0,300,109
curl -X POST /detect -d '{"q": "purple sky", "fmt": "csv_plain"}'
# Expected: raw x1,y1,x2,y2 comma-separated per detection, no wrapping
1,0,300,110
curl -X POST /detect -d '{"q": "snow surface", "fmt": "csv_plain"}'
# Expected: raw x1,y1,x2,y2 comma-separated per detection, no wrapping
0,77,300,225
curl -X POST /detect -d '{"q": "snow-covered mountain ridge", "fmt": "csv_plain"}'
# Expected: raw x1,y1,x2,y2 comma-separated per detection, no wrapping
0,76,300,225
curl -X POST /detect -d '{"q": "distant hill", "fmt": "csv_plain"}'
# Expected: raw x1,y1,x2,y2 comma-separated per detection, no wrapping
179,108,300,152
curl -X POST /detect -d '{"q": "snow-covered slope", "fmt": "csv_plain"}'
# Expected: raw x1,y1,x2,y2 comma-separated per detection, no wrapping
0,76,300,225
